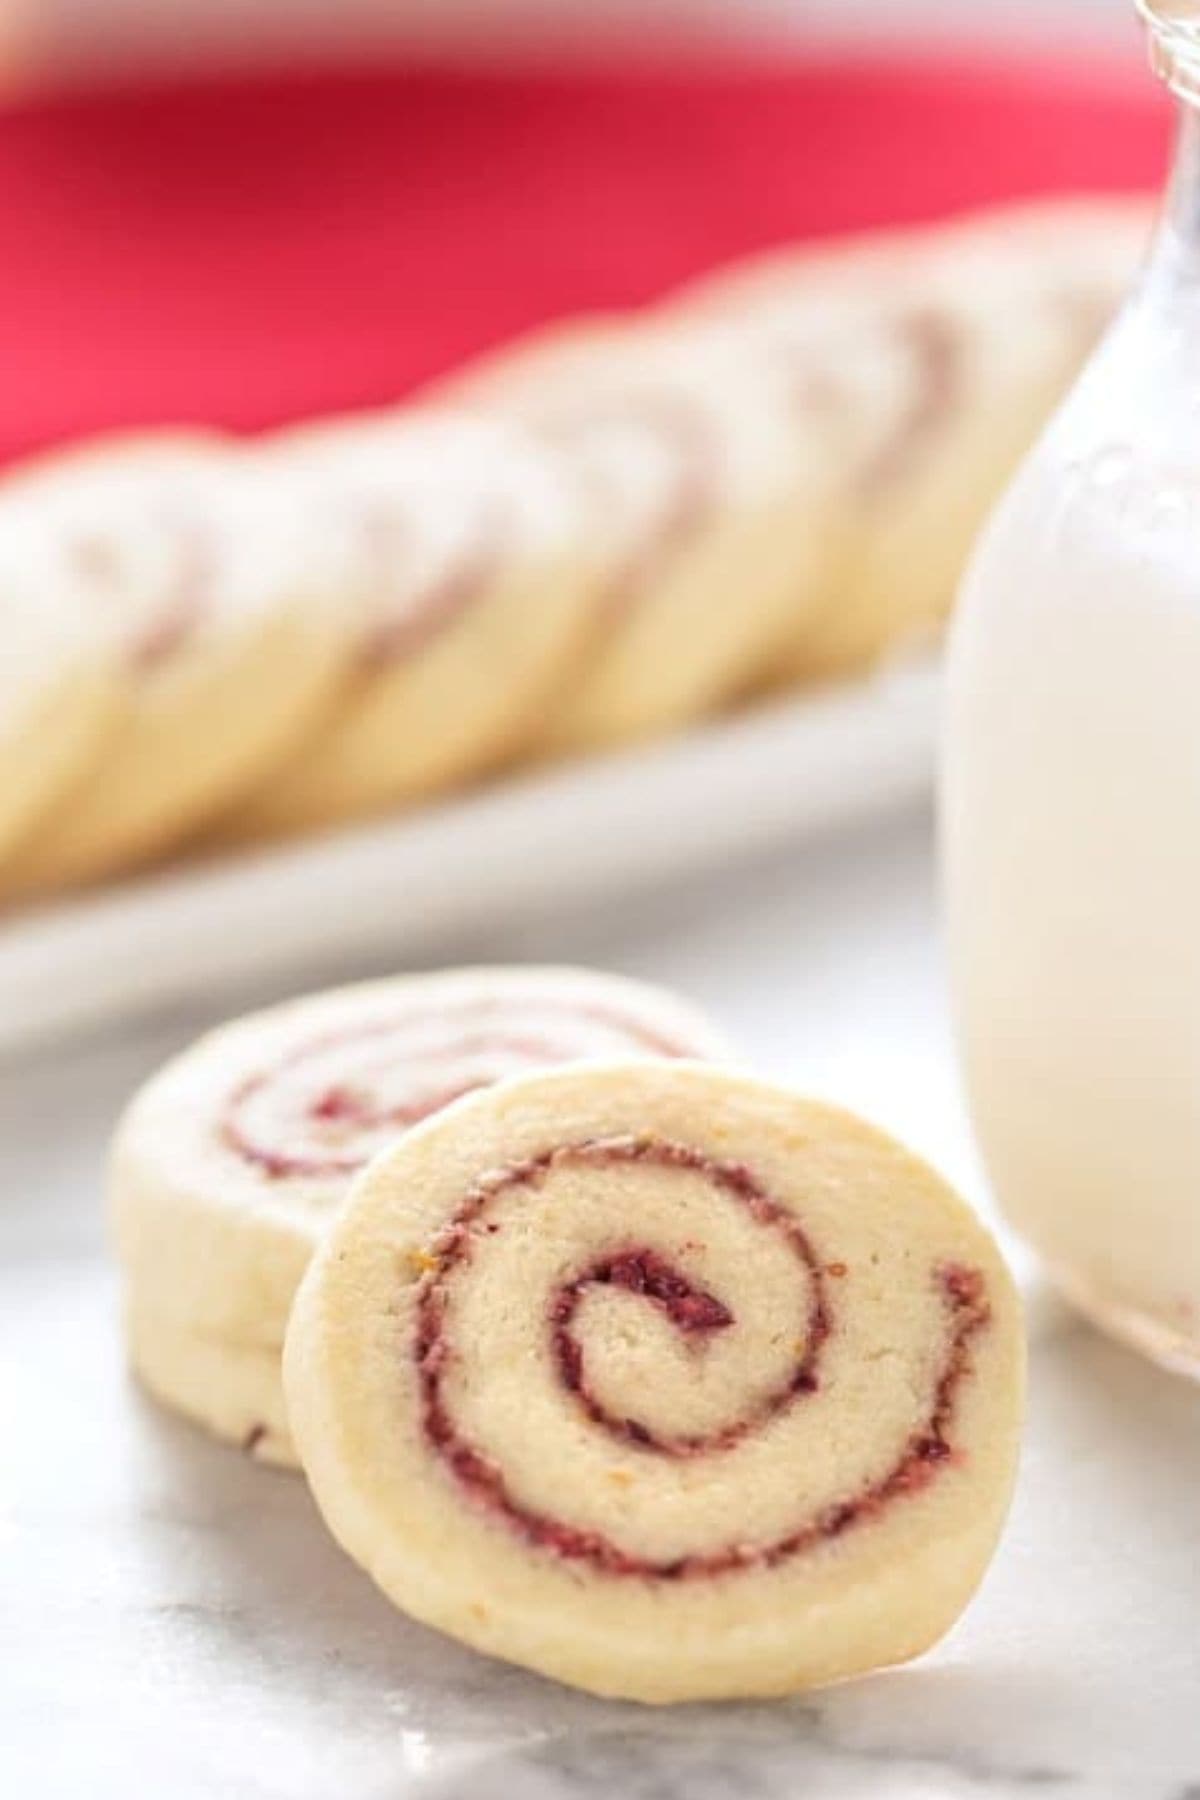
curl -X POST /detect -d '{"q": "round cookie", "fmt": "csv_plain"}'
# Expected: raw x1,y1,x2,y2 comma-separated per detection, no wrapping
818,280,1060,675
671,201,1150,681
695,255,1061,679
841,198,1148,668
440,316,838,748
283,1061,1024,1703
218,411,601,839
0,560,121,866
0,435,352,898
668,229,988,673
112,966,729,1461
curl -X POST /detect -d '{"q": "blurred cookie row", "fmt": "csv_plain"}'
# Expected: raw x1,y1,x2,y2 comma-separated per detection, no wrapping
0,195,1151,904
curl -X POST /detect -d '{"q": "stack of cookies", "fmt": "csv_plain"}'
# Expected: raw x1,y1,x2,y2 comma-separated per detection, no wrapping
111,961,1025,1701
0,196,1151,906
111,965,728,1468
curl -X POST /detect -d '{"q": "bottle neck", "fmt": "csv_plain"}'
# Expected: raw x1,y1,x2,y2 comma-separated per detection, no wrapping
1141,8,1200,277
1166,103,1200,238
1139,102,1200,298
1142,2,1200,102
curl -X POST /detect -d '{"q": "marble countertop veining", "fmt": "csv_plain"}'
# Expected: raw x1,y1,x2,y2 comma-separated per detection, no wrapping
4,807,1199,1800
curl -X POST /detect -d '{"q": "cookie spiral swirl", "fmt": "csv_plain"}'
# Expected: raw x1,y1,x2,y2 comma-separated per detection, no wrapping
113,970,727,1385
537,391,720,626
284,1063,1024,1700
66,507,214,671
353,492,510,665
414,1133,988,1580
221,993,704,1183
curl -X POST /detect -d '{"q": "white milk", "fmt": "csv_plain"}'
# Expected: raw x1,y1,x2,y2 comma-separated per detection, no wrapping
943,292,1200,1372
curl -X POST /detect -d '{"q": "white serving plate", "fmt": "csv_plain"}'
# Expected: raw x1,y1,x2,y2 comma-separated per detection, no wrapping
0,652,939,1054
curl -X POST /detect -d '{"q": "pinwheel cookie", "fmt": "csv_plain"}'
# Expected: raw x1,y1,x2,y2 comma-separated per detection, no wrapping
816,280,1054,675
0,435,351,898
112,966,728,1464
284,1061,1024,1702
676,270,1040,677
671,202,1149,680
0,557,121,864
440,316,837,750
219,411,599,839
842,198,1147,666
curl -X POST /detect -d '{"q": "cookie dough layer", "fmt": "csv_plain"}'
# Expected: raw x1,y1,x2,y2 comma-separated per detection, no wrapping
671,200,1150,681
284,1061,1024,1703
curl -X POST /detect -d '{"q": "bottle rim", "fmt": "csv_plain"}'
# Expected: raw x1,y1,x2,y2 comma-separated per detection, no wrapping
1138,1,1200,102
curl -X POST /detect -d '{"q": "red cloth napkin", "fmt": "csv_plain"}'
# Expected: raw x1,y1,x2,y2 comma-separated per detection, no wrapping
0,51,1169,467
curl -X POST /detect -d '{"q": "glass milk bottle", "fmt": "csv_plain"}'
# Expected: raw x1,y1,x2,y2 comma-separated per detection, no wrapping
943,3,1200,1377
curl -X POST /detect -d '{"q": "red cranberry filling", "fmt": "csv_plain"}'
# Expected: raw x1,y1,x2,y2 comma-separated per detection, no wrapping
414,1136,991,1580
859,305,962,497
70,512,212,672
539,392,719,626
220,1000,703,1180
357,495,510,665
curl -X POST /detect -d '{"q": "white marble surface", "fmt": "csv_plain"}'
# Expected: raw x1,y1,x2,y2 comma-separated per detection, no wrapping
4,805,1200,1799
